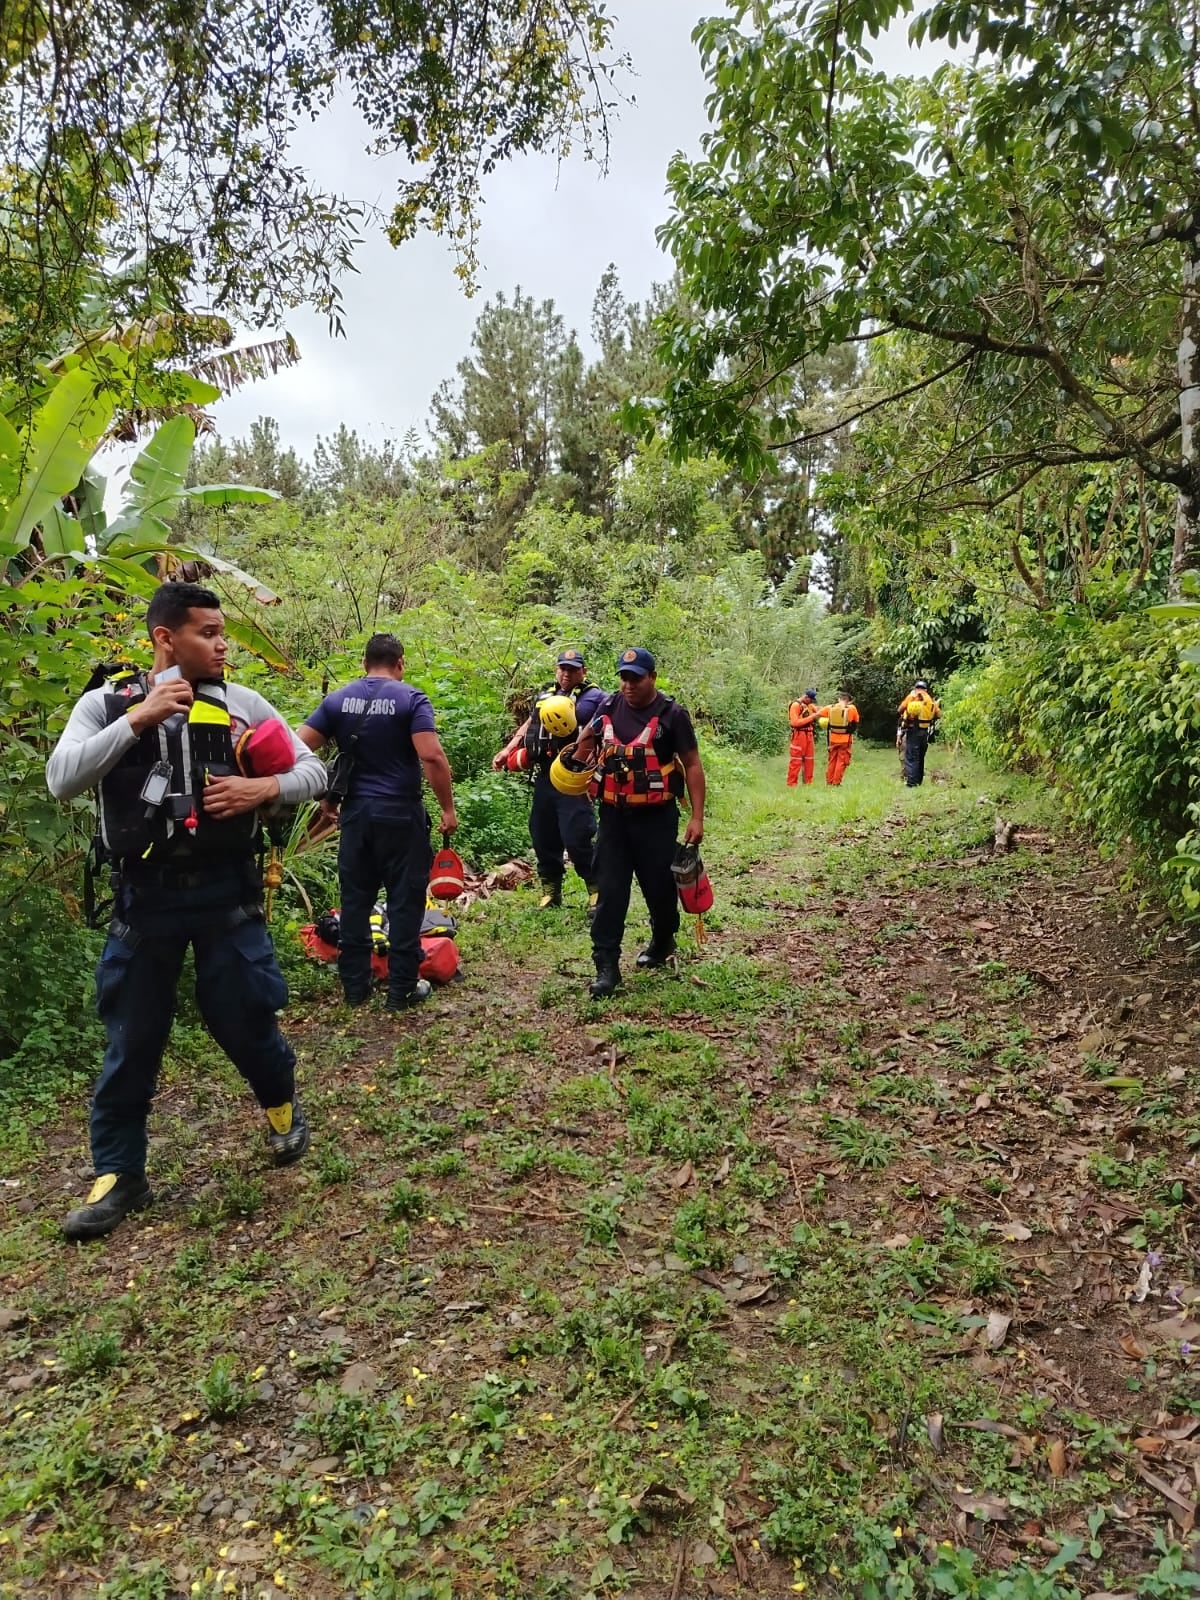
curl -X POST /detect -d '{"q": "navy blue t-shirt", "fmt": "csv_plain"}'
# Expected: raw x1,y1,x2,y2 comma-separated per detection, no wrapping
575,685,606,726
305,676,436,801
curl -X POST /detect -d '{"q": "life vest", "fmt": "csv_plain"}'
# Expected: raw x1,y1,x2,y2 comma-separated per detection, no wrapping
900,691,938,731
524,681,589,763
789,701,819,735
588,696,683,807
824,702,858,745
96,673,259,864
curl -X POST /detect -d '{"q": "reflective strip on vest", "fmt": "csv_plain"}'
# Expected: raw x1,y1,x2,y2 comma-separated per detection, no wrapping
591,713,678,806
188,698,230,725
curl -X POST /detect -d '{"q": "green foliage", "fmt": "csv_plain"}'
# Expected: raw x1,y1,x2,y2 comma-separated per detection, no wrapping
198,1356,252,1421
0,885,103,1149
1,0,620,369
657,0,1194,529
945,606,1200,910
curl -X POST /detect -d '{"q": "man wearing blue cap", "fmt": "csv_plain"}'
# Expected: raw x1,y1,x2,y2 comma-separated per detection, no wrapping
493,648,604,914
574,649,706,999
787,688,820,786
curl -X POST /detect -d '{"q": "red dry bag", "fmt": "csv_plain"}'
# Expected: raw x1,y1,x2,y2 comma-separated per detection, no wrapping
429,832,465,900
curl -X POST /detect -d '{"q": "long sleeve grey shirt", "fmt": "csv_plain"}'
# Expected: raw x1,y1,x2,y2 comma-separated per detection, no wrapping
46,682,327,807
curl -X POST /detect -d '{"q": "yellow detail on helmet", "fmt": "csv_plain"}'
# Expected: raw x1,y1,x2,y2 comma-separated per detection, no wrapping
538,695,578,739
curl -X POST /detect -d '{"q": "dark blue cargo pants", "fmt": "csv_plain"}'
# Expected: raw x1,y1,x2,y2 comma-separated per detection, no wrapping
529,765,596,886
337,797,433,1005
91,860,295,1175
902,726,930,786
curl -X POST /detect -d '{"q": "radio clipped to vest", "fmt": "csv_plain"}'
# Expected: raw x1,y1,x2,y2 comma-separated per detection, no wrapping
96,673,257,865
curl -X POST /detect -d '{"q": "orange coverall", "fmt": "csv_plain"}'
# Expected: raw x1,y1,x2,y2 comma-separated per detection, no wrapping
818,700,860,786
786,699,820,786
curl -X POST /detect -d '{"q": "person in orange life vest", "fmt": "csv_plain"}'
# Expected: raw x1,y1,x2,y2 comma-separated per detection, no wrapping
897,678,941,787
786,688,820,786
572,648,706,1000
817,687,860,786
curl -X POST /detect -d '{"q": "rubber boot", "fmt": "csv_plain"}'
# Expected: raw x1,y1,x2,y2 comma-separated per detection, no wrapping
537,879,563,910
63,1174,152,1241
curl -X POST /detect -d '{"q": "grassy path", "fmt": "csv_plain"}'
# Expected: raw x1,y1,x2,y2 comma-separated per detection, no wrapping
5,744,1200,1599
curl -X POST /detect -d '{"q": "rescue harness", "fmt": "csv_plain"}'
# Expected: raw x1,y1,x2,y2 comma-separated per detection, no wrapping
588,698,683,807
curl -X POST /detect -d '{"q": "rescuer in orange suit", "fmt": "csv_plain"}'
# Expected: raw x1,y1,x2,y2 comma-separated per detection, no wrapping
786,688,820,786
817,688,860,787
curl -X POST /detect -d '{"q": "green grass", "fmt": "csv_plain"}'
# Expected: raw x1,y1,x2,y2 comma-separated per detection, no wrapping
2,744,1198,1598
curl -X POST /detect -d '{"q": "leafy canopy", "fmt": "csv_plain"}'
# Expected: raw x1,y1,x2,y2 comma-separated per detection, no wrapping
0,0,623,357
654,0,1197,543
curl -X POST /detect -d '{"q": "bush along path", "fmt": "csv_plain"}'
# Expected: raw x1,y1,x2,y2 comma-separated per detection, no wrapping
6,745,1200,1599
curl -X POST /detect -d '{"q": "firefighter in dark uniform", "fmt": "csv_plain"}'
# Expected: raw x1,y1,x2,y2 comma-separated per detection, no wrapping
571,648,707,998
46,583,326,1241
493,649,604,915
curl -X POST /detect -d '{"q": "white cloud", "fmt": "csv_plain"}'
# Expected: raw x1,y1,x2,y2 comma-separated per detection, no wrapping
188,2,966,459
210,1,713,456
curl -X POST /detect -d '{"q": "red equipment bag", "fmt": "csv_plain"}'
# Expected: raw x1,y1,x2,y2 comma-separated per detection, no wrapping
678,871,714,915
299,924,460,984
429,832,465,900
671,844,714,914
235,718,296,778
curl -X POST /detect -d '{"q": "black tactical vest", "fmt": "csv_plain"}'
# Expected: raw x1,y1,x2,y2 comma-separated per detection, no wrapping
97,674,258,863
523,680,588,763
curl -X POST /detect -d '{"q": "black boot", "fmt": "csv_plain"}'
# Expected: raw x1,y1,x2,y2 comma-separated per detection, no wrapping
636,939,677,969
63,1173,152,1241
385,978,433,1012
589,963,621,999
266,1099,311,1166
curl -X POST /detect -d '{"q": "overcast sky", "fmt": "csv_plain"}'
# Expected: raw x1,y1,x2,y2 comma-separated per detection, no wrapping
207,2,953,459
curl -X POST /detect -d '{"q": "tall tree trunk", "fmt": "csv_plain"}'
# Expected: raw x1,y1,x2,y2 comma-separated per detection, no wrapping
1171,233,1200,591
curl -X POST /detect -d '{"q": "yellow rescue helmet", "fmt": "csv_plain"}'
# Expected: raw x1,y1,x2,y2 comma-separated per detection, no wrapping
538,694,578,739
818,715,829,729
549,746,595,796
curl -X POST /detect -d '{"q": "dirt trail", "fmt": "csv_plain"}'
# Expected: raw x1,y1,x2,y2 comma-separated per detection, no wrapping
5,759,1200,1597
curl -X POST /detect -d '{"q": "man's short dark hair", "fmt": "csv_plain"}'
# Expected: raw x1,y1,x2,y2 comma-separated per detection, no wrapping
146,582,222,634
364,632,404,668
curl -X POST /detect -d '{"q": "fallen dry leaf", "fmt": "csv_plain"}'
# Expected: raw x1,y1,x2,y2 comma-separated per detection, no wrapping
1000,1222,1033,1242
1047,1438,1067,1477
986,1311,1012,1350
1133,1437,1167,1456
959,1418,1024,1440
949,1489,1011,1522
1149,1315,1200,1344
